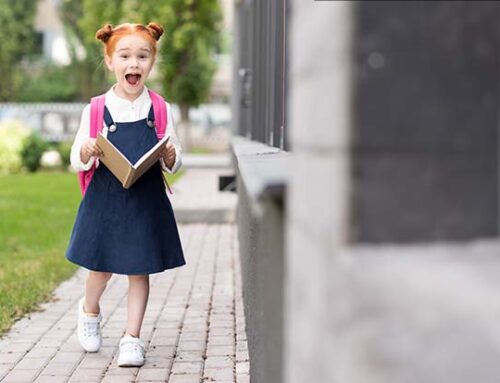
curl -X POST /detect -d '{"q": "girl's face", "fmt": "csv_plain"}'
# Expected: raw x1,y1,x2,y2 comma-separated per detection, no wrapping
105,35,155,101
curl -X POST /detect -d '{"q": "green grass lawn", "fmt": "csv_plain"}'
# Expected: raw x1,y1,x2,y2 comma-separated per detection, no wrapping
0,170,183,336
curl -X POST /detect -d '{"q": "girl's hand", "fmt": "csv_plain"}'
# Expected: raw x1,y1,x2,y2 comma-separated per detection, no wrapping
161,141,176,169
80,138,102,164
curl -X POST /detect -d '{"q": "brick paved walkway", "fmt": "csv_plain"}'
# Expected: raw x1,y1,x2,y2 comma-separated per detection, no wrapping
0,169,249,383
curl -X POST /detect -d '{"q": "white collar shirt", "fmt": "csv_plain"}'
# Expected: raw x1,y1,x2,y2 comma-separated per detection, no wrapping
70,85,182,174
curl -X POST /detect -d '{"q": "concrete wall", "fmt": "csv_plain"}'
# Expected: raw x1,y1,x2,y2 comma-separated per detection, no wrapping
352,1,500,242
284,1,500,382
232,137,288,383
284,1,353,382
234,1,500,382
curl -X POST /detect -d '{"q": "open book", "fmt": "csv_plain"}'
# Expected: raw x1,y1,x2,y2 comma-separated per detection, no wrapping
96,132,170,189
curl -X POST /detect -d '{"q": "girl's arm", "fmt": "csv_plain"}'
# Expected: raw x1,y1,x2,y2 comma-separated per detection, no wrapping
70,104,96,172
160,102,183,174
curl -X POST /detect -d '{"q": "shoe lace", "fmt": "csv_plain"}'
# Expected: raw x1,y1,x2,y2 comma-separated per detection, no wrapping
82,320,100,337
122,341,144,356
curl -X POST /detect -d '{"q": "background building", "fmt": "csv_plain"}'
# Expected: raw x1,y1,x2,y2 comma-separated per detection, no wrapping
34,0,72,65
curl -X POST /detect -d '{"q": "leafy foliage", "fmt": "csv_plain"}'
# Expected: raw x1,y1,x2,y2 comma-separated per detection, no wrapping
17,62,79,102
59,0,124,100
0,0,37,101
59,0,222,113
21,132,47,172
0,120,31,174
156,0,223,117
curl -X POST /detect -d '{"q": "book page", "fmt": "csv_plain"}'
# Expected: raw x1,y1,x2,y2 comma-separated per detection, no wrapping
96,133,133,187
126,136,170,187
134,135,170,169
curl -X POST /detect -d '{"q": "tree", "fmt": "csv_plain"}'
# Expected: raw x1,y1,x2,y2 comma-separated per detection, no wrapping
60,0,223,139
123,0,224,148
59,0,124,101
157,0,223,124
0,0,37,101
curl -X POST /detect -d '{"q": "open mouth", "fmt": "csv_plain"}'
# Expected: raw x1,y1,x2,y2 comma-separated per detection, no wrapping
125,74,141,86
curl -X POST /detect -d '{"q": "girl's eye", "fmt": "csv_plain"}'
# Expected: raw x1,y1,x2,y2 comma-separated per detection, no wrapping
139,55,148,59
120,55,129,59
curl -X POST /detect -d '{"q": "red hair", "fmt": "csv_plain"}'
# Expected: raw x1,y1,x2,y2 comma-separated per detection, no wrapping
95,22,164,58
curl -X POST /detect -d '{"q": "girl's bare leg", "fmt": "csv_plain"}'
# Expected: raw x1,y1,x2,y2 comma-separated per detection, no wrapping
84,271,113,314
125,275,150,337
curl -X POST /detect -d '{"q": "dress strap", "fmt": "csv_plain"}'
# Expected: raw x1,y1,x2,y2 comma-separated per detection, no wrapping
148,105,155,121
146,105,155,128
103,106,115,130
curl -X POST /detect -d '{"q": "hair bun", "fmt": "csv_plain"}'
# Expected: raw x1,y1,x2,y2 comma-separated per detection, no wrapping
147,22,164,41
95,24,114,42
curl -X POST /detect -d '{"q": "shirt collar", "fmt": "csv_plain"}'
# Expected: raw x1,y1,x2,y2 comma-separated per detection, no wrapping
105,85,149,109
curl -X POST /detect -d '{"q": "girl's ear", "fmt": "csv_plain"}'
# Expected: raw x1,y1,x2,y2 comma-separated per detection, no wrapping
104,55,114,71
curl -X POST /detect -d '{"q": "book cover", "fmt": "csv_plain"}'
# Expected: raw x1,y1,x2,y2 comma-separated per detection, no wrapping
96,133,170,189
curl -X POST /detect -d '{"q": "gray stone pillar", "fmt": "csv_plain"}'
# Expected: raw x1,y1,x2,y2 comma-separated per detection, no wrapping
285,1,353,382
352,1,500,242
285,2,500,383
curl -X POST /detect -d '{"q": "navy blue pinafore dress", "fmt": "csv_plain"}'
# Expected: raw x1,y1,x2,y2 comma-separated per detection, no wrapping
65,105,186,275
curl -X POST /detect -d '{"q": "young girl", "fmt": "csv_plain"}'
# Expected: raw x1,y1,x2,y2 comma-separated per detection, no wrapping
65,22,186,367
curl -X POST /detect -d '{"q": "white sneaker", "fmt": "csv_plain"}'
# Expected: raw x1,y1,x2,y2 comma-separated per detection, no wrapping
117,334,145,367
77,297,102,352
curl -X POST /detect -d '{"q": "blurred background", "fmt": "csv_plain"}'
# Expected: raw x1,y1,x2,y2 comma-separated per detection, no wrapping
0,0,233,173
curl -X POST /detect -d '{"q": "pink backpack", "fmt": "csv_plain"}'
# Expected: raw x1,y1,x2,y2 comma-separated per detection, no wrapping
77,89,172,195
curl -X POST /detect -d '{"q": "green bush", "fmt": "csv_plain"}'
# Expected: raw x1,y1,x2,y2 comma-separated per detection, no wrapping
21,132,47,172
0,120,31,174
57,142,72,169
17,63,79,102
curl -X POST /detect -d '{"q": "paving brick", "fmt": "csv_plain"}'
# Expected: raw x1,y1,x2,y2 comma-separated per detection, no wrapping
2,342,36,353
40,361,77,377
146,345,176,358
202,367,234,381
236,374,250,383
235,341,248,353
142,355,172,369
2,368,40,382
51,351,83,364
208,320,233,329
104,366,138,376
0,352,25,364
236,361,250,375
34,375,68,383
179,332,208,342
136,367,169,381
206,345,235,357
209,328,234,337
35,338,66,348
175,350,205,362
171,360,204,374
168,373,203,383
149,336,178,347
77,356,112,369
235,350,249,363
13,357,49,371
68,368,105,382
177,340,206,352
0,364,11,380
207,335,234,346
25,347,58,359
101,376,135,383
204,355,234,369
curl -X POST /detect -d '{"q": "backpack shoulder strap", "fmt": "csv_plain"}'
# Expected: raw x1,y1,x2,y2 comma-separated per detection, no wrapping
148,89,173,195
90,95,106,138
148,89,168,139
